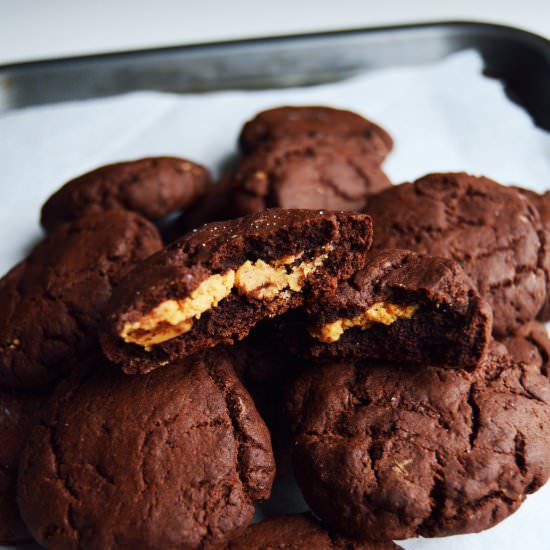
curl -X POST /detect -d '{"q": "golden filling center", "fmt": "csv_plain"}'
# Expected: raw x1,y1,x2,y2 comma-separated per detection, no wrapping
309,302,418,343
120,248,331,349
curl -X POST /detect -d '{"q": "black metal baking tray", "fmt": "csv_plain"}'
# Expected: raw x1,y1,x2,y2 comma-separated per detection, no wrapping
0,21,548,129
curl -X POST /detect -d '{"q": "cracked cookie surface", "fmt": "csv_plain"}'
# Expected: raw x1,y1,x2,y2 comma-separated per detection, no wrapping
17,350,275,550
225,512,402,549
0,210,162,389
185,135,390,230
238,106,393,162
286,336,550,540
514,187,550,321
366,172,549,336
101,209,373,375
41,156,211,232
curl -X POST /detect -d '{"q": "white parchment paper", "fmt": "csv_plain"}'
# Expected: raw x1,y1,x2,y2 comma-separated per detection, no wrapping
1,50,549,549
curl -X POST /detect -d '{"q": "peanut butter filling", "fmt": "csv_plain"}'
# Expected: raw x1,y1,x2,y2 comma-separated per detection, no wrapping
120,247,331,349
119,271,236,348
310,302,418,343
234,251,328,299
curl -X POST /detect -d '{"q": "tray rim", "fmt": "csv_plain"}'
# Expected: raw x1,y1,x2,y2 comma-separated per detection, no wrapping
1,19,548,73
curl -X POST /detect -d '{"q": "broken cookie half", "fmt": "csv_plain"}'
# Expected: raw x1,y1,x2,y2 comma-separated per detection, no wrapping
101,209,373,374
304,249,493,370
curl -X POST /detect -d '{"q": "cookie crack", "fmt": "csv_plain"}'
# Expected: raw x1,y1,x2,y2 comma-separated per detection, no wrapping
320,152,379,203
169,415,229,438
382,396,453,433
138,429,155,523
137,398,168,495
319,369,453,440
45,423,81,544
465,234,524,264
467,384,480,450
417,451,446,536
524,333,549,377
100,172,153,214
106,222,156,286
259,145,320,205
334,366,370,436
92,463,115,486
481,360,548,404
348,157,384,191
486,265,544,293
349,248,413,296
66,506,80,546
518,367,548,404
445,214,486,229
319,171,366,202
514,432,527,475
452,490,519,527
367,436,382,486
535,227,549,316
204,363,255,500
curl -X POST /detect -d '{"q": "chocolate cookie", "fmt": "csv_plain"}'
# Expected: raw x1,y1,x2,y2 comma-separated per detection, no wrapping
41,156,211,232
101,209,373,375
185,136,391,230
500,320,550,370
18,350,275,550
304,249,492,369
287,340,550,540
366,173,549,336
516,188,550,224
0,386,45,544
225,513,402,549
0,210,162,389
515,187,550,321
239,106,393,162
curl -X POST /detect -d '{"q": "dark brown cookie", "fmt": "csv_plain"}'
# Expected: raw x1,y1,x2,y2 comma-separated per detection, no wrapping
516,188,550,223
182,175,236,232
304,249,492,369
500,320,550,371
185,135,391,230
0,210,162,389
225,513,402,549
287,340,550,540
18,350,275,550
366,173,549,336
41,156,211,232
0,386,45,544
514,187,550,321
101,209,373,375
239,106,393,162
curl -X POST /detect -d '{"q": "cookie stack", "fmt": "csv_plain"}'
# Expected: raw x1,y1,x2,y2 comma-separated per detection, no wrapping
0,106,549,550
184,106,394,230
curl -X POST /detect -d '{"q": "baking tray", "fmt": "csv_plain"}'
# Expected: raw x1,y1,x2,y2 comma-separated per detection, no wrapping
0,20,549,550
0,21,549,129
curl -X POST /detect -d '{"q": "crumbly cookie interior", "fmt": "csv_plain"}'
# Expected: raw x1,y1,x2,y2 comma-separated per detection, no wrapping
120,247,332,349
309,302,418,343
